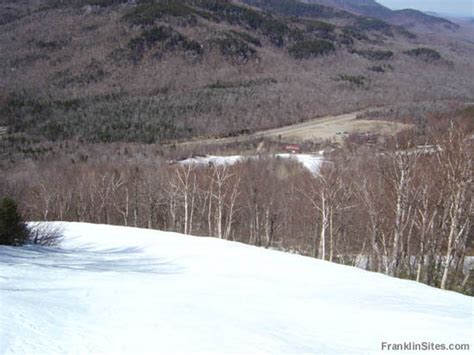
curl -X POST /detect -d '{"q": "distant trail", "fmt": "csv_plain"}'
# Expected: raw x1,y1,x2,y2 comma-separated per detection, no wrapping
173,108,411,147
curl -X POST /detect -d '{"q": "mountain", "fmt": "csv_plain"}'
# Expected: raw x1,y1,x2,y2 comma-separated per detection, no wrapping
302,0,460,31
425,11,441,17
0,0,472,146
1,222,472,353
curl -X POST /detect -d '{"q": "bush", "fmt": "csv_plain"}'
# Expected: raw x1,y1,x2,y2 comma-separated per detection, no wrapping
288,39,335,59
404,48,441,61
396,27,416,39
29,223,64,246
128,26,202,62
342,27,368,41
0,197,63,246
211,36,257,62
305,20,336,40
353,49,393,61
228,30,261,47
207,77,277,89
337,74,368,88
123,1,200,26
368,64,393,73
355,17,392,35
0,197,29,246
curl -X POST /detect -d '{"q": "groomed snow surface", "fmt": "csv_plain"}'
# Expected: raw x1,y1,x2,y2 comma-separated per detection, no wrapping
0,223,472,354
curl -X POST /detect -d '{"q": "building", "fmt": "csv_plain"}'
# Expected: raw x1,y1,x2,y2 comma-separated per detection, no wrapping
283,144,301,153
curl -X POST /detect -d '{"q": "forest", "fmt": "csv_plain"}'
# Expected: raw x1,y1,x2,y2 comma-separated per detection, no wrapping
2,106,472,294
1,0,473,144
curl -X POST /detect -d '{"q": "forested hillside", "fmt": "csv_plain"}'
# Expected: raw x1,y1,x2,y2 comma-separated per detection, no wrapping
0,0,473,145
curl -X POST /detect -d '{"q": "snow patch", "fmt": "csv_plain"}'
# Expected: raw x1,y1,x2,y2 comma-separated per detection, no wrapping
177,153,324,173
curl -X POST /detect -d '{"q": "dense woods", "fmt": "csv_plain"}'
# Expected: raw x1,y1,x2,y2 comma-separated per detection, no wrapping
2,110,472,294
1,0,473,145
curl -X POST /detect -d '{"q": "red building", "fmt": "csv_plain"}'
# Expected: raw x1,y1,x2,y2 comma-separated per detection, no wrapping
283,144,301,153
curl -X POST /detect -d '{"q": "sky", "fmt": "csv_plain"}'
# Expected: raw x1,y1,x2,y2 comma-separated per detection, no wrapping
378,0,473,17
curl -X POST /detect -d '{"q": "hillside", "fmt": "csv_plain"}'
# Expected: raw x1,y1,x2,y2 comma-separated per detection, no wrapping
0,222,472,354
0,0,473,146
302,0,460,31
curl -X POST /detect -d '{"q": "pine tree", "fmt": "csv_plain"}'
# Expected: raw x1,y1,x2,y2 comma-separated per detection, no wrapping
0,197,29,246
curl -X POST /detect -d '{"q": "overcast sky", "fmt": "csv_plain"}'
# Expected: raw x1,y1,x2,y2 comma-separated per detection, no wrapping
378,0,473,16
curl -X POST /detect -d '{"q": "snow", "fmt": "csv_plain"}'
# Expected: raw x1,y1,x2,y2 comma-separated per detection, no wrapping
178,153,324,173
275,153,323,173
0,222,472,354
177,154,244,167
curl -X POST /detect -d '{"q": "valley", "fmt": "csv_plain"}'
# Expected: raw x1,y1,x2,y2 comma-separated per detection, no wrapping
173,107,413,147
0,0,473,335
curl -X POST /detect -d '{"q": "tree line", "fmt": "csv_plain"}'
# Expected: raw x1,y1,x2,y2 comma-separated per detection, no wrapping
1,114,472,294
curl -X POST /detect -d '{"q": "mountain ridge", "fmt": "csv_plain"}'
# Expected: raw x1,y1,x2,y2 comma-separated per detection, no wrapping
302,0,459,31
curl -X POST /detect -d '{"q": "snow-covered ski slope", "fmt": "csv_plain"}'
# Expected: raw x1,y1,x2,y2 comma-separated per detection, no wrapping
0,223,472,354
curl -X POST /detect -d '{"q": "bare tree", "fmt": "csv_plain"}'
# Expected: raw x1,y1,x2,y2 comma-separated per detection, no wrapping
437,124,472,289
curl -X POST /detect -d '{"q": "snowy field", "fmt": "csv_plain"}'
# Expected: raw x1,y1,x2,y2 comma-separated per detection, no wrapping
177,153,324,174
0,223,472,354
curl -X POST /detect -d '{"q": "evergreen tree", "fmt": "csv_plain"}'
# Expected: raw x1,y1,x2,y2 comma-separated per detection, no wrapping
0,197,29,246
